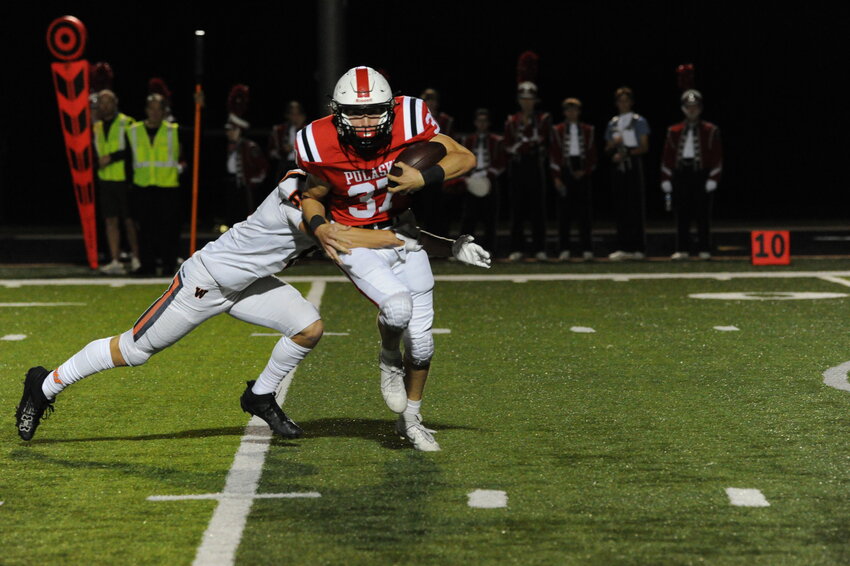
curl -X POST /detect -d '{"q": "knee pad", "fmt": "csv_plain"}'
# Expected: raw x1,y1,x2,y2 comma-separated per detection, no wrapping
118,330,153,367
378,292,413,331
403,289,434,367
404,329,434,368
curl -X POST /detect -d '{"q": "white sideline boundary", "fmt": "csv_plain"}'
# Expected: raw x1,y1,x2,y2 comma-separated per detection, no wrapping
188,280,325,566
6,270,850,287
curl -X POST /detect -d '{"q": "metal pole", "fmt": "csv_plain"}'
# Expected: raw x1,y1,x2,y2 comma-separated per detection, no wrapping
317,0,345,114
189,29,205,255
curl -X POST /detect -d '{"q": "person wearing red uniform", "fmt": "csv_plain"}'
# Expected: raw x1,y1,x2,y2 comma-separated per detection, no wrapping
661,90,722,260
297,67,478,451
549,98,597,261
504,81,552,261
461,108,504,255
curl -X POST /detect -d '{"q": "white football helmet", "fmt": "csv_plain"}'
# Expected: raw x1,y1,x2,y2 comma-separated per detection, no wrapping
330,66,395,151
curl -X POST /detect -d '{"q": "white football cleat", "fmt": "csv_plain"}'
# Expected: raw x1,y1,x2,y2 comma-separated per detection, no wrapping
99,259,126,275
379,352,407,413
671,251,690,261
534,251,549,261
396,415,441,451
557,250,571,261
608,250,629,261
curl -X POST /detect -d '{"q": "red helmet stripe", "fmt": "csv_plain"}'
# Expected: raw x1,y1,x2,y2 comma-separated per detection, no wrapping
355,67,370,98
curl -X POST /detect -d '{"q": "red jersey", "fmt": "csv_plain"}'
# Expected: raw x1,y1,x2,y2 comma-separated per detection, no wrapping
295,95,440,226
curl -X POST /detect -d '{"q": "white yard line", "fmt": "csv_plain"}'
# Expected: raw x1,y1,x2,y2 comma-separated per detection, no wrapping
467,489,508,508
713,326,740,332
819,275,850,288
0,302,85,307
570,326,596,333
726,488,770,507
7,270,850,287
190,280,325,566
148,492,321,502
1,334,27,341
822,361,850,392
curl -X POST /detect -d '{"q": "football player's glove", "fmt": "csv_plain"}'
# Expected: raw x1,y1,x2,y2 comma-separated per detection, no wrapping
453,235,491,269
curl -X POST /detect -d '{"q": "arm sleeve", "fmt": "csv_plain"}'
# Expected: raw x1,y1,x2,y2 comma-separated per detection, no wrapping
660,128,676,182
549,125,562,173
585,126,597,173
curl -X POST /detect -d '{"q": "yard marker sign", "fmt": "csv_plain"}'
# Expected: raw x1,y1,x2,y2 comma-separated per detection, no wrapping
751,230,790,265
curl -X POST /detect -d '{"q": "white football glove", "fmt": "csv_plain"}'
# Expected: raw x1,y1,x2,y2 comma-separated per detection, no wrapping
393,232,424,252
452,235,491,268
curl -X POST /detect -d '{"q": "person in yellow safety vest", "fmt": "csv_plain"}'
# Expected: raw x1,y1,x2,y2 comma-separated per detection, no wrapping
93,90,141,275
127,93,184,276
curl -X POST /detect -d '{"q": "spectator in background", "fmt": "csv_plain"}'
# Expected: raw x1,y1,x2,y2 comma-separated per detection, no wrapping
127,93,184,275
415,88,457,235
268,101,307,181
605,87,650,261
224,113,268,227
661,89,722,260
505,81,552,261
92,90,141,274
421,88,455,138
549,97,597,261
461,108,504,255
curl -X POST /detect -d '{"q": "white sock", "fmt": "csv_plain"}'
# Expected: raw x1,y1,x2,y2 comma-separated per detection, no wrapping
381,347,402,363
43,338,115,399
403,399,422,421
252,336,312,395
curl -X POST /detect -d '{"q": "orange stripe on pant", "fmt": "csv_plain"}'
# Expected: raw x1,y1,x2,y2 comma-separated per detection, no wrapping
132,273,183,340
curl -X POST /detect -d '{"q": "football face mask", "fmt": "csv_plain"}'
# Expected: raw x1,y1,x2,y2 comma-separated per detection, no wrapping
332,101,396,151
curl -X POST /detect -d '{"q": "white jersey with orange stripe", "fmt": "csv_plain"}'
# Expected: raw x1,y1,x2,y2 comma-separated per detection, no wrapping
197,170,316,291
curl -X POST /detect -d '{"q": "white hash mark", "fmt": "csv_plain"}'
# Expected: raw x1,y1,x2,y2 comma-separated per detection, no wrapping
713,326,740,331
1,334,27,341
726,488,770,507
468,489,508,508
570,326,596,333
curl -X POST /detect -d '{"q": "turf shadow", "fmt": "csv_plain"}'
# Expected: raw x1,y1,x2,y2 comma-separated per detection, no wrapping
293,417,477,450
22,425,249,445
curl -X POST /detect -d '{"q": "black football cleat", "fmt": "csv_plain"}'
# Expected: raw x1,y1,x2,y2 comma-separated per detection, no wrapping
15,366,54,441
239,380,302,438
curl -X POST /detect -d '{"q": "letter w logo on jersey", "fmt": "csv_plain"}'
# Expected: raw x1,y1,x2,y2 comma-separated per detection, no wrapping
194,287,208,299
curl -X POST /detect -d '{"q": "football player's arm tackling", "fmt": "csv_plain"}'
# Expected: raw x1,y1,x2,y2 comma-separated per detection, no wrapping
386,133,476,194
300,175,403,262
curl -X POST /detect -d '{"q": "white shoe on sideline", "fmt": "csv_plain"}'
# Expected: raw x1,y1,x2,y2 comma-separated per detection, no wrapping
698,251,711,260
396,415,441,451
608,250,629,261
379,352,407,413
558,250,571,261
130,256,142,273
507,251,523,262
99,259,126,275
534,251,549,261
632,251,646,260
671,251,689,261
582,251,594,261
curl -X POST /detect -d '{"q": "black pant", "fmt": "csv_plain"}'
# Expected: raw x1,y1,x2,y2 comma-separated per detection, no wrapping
413,184,448,236
509,155,546,254
223,176,257,228
673,167,713,253
611,156,646,253
135,185,184,274
558,163,593,253
460,185,499,255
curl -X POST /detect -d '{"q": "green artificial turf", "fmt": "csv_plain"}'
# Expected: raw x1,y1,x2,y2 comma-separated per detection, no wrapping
1,266,849,565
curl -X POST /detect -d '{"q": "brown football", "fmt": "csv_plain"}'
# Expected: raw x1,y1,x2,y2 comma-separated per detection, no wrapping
388,141,447,187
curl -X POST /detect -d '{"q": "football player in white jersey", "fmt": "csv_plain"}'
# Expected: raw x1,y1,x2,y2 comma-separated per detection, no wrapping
15,170,490,442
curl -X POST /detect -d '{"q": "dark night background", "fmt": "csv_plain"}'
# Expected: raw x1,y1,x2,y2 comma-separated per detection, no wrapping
1,2,847,231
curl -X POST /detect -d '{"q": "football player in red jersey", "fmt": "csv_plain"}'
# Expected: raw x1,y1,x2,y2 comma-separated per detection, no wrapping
297,66,477,451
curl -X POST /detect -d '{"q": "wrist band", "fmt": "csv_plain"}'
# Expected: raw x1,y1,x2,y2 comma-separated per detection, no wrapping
308,215,327,233
421,165,445,186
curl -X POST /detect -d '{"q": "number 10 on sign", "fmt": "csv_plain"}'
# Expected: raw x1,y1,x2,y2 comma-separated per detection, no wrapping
751,231,790,265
